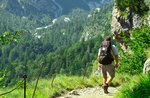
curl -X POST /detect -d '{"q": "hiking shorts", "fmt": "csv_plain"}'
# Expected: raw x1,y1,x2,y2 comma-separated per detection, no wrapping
101,62,115,78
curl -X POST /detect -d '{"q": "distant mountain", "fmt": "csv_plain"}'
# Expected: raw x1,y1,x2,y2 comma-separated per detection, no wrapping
0,0,110,17
0,0,111,33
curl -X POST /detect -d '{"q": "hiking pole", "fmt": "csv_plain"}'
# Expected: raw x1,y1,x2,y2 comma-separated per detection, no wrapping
32,62,44,98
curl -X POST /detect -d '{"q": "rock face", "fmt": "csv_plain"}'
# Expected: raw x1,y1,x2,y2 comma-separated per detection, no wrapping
143,58,150,74
111,0,150,50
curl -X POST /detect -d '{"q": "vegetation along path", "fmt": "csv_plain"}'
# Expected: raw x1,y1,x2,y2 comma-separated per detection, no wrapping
58,86,120,98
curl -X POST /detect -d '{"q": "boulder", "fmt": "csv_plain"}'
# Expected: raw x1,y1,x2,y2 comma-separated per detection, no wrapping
143,58,150,74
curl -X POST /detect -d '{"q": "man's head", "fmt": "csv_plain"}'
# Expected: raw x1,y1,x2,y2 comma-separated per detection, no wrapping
105,36,111,41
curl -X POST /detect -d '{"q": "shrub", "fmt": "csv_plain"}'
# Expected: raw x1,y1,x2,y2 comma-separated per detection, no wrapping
115,0,149,15
117,25,150,74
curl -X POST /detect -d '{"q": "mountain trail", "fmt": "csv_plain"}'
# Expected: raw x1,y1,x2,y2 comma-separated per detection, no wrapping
57,86,121,98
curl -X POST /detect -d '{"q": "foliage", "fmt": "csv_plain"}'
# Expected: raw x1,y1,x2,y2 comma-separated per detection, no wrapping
0,4,113,86
39,8,89,50
0,30,25,87
115,0,149,15
116,73,150,98
0,72,5,86
0,8,52,34
0,31,26,45
117,25,150,74
81,3,113,40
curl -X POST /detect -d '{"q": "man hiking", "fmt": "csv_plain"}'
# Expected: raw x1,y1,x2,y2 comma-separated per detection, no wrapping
98,36,118,94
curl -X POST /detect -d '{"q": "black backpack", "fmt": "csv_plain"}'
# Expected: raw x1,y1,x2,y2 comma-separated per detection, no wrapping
99,41,114,65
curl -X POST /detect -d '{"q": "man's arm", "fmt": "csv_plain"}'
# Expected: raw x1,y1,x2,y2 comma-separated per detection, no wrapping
112,45,118,68
115,55,118,68
98,48,102,69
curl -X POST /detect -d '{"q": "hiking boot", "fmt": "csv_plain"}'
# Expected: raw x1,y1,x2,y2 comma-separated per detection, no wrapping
103,83,109,94
102,83,109,89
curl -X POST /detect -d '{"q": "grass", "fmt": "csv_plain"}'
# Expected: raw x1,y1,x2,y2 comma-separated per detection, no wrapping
0,75,101,98
0,73,136,98
145,48,150,59
115,73,150,98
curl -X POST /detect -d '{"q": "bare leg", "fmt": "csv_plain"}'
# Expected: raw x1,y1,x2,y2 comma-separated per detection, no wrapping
103,75,107,84
103,75,109,94
106,77,113,85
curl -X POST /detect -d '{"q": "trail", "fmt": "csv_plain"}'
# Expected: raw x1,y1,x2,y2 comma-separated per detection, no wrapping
57,86,120,98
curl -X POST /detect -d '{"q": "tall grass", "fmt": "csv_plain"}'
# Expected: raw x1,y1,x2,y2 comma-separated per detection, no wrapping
0,75,101,98
115,73,150,98
0,73,134,98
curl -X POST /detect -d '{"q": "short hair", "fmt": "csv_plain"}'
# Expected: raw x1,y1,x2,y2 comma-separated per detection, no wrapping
105,36,111,41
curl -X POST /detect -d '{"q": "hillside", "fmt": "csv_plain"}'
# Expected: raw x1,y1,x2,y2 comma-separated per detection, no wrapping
0,0,110,33
0,1,113,86
0,0,150,98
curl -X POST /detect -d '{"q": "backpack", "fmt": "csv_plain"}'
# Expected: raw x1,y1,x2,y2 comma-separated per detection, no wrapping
99,41,114,65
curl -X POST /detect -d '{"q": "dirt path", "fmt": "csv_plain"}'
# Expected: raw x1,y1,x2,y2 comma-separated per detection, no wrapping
57,86,120,98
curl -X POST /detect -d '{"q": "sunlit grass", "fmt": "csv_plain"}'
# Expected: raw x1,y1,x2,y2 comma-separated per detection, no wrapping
0,73,135,98
115,73,150,98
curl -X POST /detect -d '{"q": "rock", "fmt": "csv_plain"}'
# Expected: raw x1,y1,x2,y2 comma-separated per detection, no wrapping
69,90,79,95
132,13,142,28
111,0,150,51
143,58,150,74
111,5,131,50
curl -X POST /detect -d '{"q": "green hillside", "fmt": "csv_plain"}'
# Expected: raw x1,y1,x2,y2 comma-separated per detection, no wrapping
0,0,150,98
0,2,113,86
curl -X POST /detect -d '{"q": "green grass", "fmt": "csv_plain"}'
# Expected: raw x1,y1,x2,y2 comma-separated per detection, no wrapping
0,75,101,98
0,73,135,98
115,73,150,98
145,48,150,59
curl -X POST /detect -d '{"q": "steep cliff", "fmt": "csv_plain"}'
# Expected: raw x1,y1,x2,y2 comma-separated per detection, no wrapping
111,0,150,50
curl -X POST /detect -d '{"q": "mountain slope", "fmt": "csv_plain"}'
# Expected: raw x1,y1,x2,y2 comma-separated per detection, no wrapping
0,0,110,36
0,2,113,86
0,0,110,17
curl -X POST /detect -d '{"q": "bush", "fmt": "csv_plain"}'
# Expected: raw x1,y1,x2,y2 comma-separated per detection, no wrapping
117,25,150,74
115,0,149,15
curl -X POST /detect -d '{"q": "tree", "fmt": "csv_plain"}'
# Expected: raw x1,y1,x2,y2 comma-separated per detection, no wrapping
0,30,25,86
0,31,26,45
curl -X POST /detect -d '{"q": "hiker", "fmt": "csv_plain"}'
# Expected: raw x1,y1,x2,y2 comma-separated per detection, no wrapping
98,36,118,94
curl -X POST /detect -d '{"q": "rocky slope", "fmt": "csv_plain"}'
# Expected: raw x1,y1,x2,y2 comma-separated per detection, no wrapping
111,0,150,50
